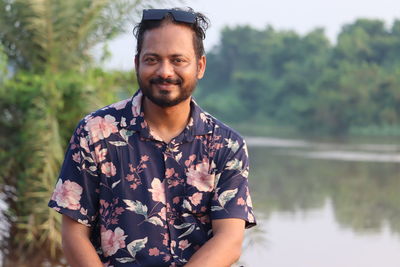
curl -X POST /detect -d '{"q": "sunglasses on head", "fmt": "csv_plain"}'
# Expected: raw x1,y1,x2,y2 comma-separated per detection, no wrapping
142,9,196,24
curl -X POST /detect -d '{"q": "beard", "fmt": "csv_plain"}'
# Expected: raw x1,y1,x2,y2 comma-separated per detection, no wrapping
137,74,198,108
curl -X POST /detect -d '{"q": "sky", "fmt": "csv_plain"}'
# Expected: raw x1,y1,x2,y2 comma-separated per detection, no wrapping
98,0,400,70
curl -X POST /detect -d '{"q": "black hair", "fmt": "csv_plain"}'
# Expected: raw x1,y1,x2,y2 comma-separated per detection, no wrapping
133,7,210,59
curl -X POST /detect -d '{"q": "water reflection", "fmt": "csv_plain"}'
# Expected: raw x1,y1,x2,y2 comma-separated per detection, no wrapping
239,137,400,266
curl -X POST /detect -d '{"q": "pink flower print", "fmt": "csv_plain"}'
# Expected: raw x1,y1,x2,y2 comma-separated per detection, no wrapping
186,161,215,192
148,178,166,204
51,179,83,210
101,162,117,177
80,207,88,215
72,152,81,163
93,145,107,163
163,255,171,262
109,98,130,110
85,115,118,144
100,199,109,208
126,174,135,182
170,180,179,187
237,197,246,206
158,207,167,221
200,112,208,122
130,183,138,189
172,196,180,204
246,193,253,208
161,233,169,246
178,240,191,250
199,214,210,224
185,154,196,167
131,91,142,117
115,207,124,215
188,192,203,206
149,247,160,256
248,213,255,223
165,168,175,178
101,227,127,257
79,136,90,153
141,155,149,162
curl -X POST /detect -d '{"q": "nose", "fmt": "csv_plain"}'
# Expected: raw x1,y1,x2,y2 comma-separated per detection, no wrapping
156,60,174,78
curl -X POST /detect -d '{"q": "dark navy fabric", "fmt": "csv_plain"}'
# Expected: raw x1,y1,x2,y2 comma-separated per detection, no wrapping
48,90,256,266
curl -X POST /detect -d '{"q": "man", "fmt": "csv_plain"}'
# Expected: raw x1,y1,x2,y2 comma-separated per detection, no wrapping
49,8,256,267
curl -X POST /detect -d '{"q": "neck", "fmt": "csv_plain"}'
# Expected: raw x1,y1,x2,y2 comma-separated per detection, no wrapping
143,97,191,143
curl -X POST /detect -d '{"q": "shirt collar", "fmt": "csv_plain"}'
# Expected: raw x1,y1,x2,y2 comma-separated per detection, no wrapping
125,89,213,142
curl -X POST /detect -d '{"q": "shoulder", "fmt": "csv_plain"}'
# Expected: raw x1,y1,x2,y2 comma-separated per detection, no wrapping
74,97,133,145
205,112,246,146
81,97,132,126
84,98,131,122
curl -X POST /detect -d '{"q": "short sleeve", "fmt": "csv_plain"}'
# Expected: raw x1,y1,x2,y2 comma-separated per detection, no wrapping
210,140,256,228
48,120,100,227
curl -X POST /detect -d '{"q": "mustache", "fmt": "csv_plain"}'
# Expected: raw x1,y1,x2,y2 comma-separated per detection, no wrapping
149,77,182,85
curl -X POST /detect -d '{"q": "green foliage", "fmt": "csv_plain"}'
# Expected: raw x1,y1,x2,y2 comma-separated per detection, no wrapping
0,0,150,265
0,0,166,72
197,19,400,136
0,44,7,83
0,69,137,265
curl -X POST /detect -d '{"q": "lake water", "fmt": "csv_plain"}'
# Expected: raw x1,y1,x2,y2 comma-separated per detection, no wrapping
1,136,399,266
237,137,400,267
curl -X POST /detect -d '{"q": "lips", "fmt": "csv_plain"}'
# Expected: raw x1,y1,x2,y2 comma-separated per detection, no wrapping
154,82,176,91
150,77,182,85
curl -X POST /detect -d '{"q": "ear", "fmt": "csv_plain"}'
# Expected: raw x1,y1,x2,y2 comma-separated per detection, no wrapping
134,54,139,70
196,55,206,79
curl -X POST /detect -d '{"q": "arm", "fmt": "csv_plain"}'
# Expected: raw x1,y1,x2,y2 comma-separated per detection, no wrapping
185,218,245,267
62,215,103,267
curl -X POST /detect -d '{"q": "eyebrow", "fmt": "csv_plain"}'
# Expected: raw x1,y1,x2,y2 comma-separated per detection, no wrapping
142,53,188,58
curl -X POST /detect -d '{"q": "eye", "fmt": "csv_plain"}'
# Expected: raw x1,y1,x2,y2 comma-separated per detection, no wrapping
144,57,157,64
172,58,186,64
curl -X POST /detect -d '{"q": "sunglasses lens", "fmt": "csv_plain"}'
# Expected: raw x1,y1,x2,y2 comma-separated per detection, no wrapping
171,10,196,23
142,9,196,24
142,9,167,20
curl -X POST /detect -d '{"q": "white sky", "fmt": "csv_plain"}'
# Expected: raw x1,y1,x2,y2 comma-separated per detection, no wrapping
99,0,400,70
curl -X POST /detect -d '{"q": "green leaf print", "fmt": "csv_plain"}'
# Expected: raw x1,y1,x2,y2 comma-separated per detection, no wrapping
123,199,148,217
116,257,135,263
127,237,148,258
173,223,192,229
225,138,240,153
218,189,238,207
109,141,128,146
146,216,163,226
211,206,224,211
225,158,243,171
178,224,196,239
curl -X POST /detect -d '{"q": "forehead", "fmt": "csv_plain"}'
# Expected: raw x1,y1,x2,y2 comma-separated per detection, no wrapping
141,22,196,57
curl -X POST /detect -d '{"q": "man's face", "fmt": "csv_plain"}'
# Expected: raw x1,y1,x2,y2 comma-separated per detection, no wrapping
135,22,206,108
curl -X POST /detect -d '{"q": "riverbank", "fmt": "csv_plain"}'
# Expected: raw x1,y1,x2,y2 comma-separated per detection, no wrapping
229,122,400,142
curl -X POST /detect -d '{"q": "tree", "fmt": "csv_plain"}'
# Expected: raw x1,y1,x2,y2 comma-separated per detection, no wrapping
0,0,167,72
0,0,170,265
198,19,400,135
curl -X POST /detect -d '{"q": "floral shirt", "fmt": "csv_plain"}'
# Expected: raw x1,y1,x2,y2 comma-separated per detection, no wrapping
48,90,256,266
